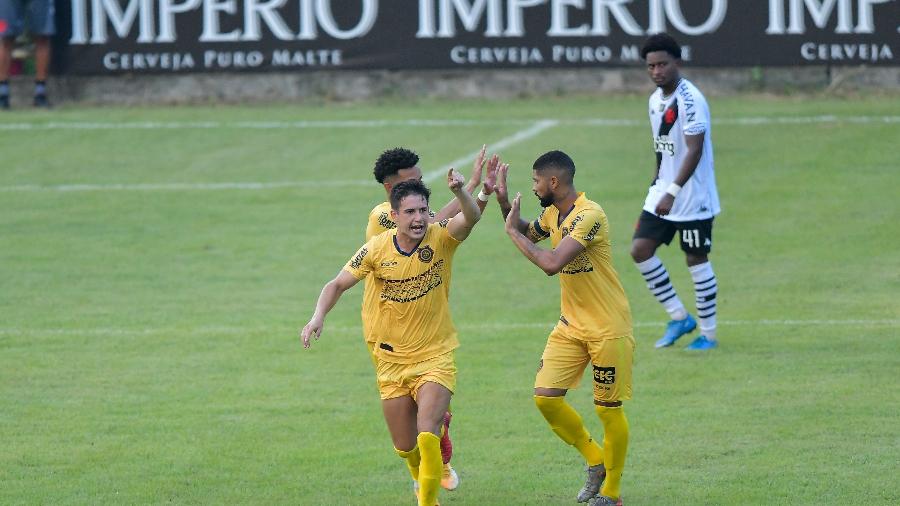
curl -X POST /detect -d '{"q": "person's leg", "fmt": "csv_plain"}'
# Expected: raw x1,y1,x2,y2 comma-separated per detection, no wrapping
590,336,634,502
414,381,452,506
31,36,49,106
681,219,718,349
534,330,604,502
382,395,420,482
632,212,695,347
0,39,14,108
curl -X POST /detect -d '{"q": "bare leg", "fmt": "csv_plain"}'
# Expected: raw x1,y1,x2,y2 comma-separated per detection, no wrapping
33,36,50,82
0,38,13,81
382,395,418,452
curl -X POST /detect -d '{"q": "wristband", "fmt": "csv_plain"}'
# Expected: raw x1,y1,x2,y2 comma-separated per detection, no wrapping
477,190,490,202
665,183,682,197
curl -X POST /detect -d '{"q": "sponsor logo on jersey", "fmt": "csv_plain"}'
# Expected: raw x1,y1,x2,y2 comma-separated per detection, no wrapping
562,251,594,275
418,245,434,263
378,212,396,230
537,359,543,372
654,135,675,156
380,261,398,267
593,365,616,385
583,221,602,242
350,247,368,269
381,260,444,303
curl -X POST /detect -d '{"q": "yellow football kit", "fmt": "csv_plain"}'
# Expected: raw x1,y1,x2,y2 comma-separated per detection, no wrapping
345,221,461,399
361,202,395,364
528,192,634,402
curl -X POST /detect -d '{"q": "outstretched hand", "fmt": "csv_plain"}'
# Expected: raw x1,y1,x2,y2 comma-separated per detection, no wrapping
466,144,487,192
482,154,500,195
495,162,510,203
505,192,521,232
447,167,465,193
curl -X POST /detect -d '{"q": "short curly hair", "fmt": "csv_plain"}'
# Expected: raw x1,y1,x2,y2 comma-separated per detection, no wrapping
641,33,682,60
373,147,420,184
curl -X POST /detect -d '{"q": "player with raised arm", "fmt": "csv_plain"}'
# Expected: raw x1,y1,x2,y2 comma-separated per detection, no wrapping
632,33,722,350
496,151,633,506
301,170,481,506
362,146,498,490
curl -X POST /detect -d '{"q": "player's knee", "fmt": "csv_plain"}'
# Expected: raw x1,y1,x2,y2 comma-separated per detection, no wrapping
630,242,651,263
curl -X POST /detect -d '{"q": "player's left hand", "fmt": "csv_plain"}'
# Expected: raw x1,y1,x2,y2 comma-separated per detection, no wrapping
505,192,522,232
482,154,500,195
447,168,465,193
300,318,323,348
465,144,487,193
655,194,675,216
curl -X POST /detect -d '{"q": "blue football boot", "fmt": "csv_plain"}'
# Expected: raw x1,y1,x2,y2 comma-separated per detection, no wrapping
654,314,696,348
686,335,718,350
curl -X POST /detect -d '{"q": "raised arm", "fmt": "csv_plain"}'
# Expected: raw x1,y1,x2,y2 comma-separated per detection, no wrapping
433,144,488,221
655,132,704,216
300,269,361,348
446,168,482,242
504,193,585,276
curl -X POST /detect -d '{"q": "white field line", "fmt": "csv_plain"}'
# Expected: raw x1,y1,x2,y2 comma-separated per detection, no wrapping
0,115,897,131
0,319,896,337
0,120,560,193
423,119,559,182
2,114,896,193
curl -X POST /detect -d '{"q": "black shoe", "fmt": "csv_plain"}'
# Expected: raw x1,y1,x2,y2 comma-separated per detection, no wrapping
0,95,9,109
34,93,50,108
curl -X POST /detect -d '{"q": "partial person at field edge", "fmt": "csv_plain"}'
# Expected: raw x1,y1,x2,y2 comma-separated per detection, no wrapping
498,151,633,506
632,33,721,350
0,0,54,108
301,171,483,506
363,145,499,492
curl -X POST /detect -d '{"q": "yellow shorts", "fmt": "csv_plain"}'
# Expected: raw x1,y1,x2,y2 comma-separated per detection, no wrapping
365,341,378,368
534,328,634,403
376,351,456,401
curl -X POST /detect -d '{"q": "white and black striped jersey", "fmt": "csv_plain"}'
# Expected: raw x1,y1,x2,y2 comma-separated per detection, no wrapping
644,78,720,222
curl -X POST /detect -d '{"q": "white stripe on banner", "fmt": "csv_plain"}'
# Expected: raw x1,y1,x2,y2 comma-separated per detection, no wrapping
0,319,896,337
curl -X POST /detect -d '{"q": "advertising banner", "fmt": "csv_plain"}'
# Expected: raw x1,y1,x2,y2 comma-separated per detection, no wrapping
61,0,898,74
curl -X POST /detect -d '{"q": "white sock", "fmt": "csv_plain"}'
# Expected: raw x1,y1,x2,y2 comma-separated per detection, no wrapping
636,256,687,321
689,261,717,341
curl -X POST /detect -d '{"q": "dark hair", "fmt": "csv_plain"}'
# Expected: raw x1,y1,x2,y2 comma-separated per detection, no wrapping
641,33,682,60
533,150,576,183
374,147,420,184
390,180,431,210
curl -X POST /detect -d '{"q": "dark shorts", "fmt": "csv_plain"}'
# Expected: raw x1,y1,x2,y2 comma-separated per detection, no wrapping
0,0,56,38
633,210,714,254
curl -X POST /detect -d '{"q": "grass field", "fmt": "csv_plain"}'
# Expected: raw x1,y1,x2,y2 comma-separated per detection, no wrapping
1,95,898,505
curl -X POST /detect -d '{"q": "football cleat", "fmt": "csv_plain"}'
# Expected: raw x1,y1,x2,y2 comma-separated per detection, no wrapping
441,463,459,491
588,495,623,506
655,314,696,348
577,464,606,502
686,335,718,350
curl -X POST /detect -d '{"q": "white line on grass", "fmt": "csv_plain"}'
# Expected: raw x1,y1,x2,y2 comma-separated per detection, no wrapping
0,319,896,337
0,115,896,131
423,119,559,182
0,120,559,193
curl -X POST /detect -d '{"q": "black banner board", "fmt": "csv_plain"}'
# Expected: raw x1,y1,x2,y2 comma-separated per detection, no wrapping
59,0,898,75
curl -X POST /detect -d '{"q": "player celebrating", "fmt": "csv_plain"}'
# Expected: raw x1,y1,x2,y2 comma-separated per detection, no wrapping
632,33,721,350
301,172,481,506
363,146,498,490
498,151,633,506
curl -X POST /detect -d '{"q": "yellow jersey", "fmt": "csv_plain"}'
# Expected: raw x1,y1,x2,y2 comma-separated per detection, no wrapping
528,192,633,341
346,221,461,364
361,202,395,343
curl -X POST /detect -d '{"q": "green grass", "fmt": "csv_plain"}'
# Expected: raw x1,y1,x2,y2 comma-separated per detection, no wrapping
1,95,899,505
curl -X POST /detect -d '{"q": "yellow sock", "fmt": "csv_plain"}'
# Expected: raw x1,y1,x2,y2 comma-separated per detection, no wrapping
595,405,629,499
395,446,420,482
416,432,442,506
534,395,604,466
